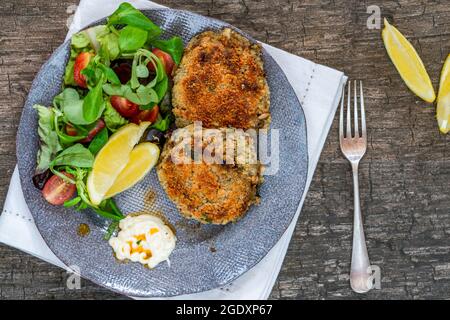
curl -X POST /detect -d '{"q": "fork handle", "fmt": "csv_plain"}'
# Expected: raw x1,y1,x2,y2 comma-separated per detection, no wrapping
349,162,373,293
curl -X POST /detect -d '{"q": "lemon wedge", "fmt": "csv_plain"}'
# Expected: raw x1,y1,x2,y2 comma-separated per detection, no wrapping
87,122,150,205
437,55,450,133
105,142,160,198
382,18,436,103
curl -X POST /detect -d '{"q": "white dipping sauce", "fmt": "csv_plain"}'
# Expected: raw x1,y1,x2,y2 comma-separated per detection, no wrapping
109,214,176,268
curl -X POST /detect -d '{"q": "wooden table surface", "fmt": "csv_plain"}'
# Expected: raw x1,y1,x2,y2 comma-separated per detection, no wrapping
1,0,450,300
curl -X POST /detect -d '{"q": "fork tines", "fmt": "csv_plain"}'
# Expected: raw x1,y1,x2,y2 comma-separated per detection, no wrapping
339,80,366,141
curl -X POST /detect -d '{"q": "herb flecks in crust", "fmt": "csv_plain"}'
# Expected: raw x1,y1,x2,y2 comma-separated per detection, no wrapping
157,125,262,225
172,28,270,129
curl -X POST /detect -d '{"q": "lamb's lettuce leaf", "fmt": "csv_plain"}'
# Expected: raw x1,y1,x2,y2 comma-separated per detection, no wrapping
82,78,105,124
88,127,108,155
103,100,128,131
150,114,171,132
119,25,148,53
107,2,161,38
71,32,90,49
34,105,62,173
150,36,184,65
50,143,94,168
98,33,120,63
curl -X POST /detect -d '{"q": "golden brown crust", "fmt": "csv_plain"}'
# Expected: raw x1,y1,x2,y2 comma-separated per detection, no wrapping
157,125,261,224
172,28,270,129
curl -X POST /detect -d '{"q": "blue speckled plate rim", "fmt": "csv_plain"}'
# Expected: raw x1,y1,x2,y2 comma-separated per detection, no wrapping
16,8,309,297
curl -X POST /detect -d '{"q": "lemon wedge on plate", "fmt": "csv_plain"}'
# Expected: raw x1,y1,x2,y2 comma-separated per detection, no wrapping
105,142,160,198
382,18,436,103
87,122,150,205
437,55,450,133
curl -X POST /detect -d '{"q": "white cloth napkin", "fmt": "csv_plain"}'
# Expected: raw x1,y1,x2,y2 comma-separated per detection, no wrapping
0,0,346,300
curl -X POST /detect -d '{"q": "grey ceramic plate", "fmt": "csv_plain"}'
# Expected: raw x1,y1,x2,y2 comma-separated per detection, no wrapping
16,9,308,297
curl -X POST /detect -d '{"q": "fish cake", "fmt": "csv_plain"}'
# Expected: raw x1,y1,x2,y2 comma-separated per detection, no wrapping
157,125,262,224
172,28,270,130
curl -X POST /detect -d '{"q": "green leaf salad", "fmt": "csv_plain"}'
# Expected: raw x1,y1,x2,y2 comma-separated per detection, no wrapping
32,3,183,237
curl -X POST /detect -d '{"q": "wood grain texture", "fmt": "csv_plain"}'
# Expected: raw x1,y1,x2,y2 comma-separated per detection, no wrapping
1,0,450,299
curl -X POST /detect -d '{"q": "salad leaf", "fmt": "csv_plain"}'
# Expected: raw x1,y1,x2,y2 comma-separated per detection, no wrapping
119,25,148,53
107,2,161,38
63,59,76,86
104,221,119,240
136,64,149,78
103,100,128,131
56,129,86,146
150,114,171,132
98,64,121,85
140,49,165,82
150,36,184,65
154,75,168,101
93,206,123,221
129,49,166,99
63,167,91,204
50,143,94,168
105,49,170,107
125,85,159,105
71,32,90,49
80,66,100,87
34,105,62,173
64,196,81,208
82,79,105,123
94,198,124,222
52,109,87,146
98,33,120,63
82,56,120,87
103,82,159,106
83,25,110,53
63,166,124,221
54,89,92,125
88,127,108,155
102,83,128,96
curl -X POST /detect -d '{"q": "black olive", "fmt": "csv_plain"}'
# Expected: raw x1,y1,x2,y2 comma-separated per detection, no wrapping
146,128,166,146
32,169,52,190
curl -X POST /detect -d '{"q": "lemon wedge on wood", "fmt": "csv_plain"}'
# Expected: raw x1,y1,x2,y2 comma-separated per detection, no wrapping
437,55,450,133
382,18,436,103
87,122,150,205
105,142,160,198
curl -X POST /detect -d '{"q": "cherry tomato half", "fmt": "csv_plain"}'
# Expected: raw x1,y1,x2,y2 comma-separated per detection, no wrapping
42,172,76,206
110,96,140,118
131,105,159,124
147,49,175,76
79,119,105,143
73,52,94,88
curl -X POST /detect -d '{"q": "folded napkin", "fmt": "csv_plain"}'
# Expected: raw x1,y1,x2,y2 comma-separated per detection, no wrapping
0,0,346,300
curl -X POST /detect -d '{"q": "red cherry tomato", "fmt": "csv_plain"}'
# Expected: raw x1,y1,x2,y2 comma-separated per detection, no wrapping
42,172,76,206
73,52,94,88
131,105,159,124
110,96,140,118
65,124,78,136
147,49,175,76
79,119,105,143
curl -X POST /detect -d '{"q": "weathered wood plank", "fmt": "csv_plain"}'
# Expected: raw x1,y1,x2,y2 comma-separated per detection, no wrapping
1,0,450,299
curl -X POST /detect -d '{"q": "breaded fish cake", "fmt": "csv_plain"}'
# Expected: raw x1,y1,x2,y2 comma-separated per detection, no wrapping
172,28,270,129
157,125,261,224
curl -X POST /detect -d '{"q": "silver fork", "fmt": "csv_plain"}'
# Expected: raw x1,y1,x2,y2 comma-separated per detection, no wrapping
339,80,373,293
